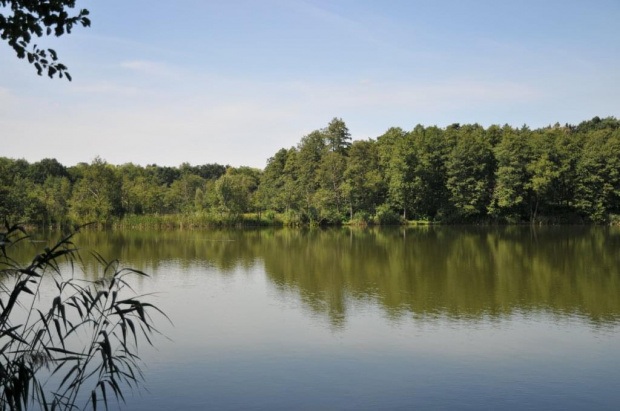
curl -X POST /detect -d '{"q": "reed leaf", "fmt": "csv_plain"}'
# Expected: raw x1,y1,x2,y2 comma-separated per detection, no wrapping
0,222,166,410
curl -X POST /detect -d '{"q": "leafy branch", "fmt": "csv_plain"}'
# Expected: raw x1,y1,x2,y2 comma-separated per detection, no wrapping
0,0,91,80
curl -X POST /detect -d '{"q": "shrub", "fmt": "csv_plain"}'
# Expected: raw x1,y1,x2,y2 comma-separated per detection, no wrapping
264,210,276,221
282,210,301,226
350,211,372,226
374,204,402,225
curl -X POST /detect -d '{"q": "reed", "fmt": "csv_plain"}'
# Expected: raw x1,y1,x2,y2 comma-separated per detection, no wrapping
0,222,167,410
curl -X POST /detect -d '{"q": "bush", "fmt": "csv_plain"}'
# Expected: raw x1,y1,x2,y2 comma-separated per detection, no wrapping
282,210,302,226
374,204,402,225
350,211,372,226
319,209,342,226
264,210,276,221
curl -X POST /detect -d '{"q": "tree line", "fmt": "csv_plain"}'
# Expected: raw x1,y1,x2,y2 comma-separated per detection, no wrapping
1,116,619,227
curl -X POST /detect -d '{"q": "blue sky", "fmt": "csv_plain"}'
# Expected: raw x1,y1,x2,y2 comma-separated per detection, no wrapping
1,0,619,168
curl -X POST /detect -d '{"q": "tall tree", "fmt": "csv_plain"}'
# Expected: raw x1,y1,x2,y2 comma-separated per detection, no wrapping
490,125,533,221
281,149,302,214
164,173,206,213
342,139,384,219
377,127,417,220
213,168,259,216
526,126,576,219
37,175,72,226
411,125,450,219
316,150,347,221
69,158,122,225
259,148,297,212
324,117,351,155
446,124,496,220
574,129,620,222
29,158,68,184
296,130,326,221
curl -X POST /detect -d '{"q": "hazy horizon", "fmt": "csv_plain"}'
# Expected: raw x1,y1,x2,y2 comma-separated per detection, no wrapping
2,0,619,168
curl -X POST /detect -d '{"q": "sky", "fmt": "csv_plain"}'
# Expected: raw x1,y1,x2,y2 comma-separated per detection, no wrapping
1,0,619,169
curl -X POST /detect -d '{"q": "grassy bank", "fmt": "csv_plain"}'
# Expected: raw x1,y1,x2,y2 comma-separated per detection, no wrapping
111,213,281,229
33,211,620,231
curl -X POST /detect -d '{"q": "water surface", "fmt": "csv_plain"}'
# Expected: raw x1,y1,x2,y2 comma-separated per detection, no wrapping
17,227,620,409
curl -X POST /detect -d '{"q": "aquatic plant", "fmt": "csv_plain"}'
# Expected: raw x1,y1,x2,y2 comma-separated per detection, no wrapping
0,222,166,410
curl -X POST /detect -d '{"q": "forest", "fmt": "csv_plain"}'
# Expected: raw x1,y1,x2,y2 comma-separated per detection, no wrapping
1,116,619,227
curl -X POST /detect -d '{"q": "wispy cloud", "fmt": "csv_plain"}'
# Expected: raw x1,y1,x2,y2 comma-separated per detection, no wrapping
71,81,142,97
283,79,543,110
79,33,187,59
120,60,181,78
0,90,14,115
0,87,10,108
279,0,422,58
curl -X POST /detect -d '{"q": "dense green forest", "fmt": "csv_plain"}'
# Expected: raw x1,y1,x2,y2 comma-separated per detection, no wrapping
1,116,619,227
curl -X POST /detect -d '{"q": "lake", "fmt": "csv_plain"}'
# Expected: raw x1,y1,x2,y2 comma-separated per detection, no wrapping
16,226,620,410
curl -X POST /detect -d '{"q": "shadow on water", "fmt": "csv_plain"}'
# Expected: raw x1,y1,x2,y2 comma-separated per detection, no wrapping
13,226,620,329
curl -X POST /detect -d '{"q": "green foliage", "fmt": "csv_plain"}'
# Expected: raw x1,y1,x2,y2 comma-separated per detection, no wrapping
296,130,326,219
1,116,619,227
489,126,533,221
324,117,351,154
350,211,372,226
259,148,290,212
164,174,205,214
374,204,401,225
526,127,568,221
410,125,450,220
446,124,495,220
343,139,385,219
0,223,165,410
69,158,122,226
316,151,346,219
37,176,72,227
377,127,418,220
281,210,302,226
0,0,91,79
29,159,68,185
215,174,247,216
213,167,260,217
574,129,620,222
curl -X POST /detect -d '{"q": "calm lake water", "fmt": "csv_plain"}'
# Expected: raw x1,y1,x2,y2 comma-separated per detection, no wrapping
17,227,620,409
